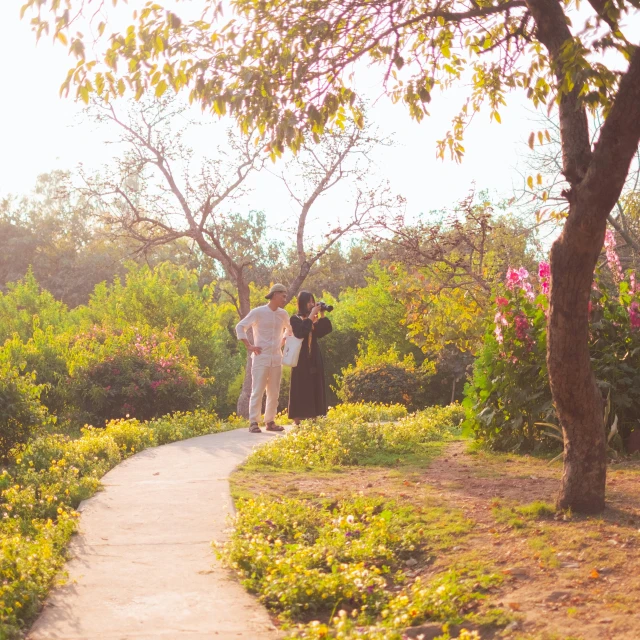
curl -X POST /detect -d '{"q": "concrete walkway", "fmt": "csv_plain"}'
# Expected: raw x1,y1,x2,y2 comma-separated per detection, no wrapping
28,429,283,640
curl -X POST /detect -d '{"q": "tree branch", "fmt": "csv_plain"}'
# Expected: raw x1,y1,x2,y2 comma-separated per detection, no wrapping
526,0,592,186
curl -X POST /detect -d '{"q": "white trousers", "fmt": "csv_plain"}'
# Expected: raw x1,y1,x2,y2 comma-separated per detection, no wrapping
249,365,282,424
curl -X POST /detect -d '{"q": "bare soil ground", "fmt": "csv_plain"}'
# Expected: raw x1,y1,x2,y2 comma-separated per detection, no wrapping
232,442,640,639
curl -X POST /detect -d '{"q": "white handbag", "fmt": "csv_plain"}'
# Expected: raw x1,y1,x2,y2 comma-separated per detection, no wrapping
282,335,304,367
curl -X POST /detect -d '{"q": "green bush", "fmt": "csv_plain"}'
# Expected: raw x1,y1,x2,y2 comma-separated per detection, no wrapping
337,348,433,410
0,269,68,344
67,325,211,425
382,405,465,453
327,402,407,423
0,362,51,460
0,328,70,416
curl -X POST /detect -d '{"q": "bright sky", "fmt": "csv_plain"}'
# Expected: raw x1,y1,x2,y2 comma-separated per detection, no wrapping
0,2,636,243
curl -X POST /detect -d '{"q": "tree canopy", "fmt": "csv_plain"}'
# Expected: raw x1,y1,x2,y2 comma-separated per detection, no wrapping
21,1,640,157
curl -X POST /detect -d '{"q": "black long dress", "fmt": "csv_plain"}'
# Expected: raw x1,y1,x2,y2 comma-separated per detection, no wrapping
288,315,333,420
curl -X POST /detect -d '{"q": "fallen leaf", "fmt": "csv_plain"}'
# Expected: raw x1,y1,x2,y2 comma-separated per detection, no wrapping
590,569,600,579
508,602,521,611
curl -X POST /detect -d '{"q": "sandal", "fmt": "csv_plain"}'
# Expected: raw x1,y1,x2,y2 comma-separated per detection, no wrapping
265,421,285,432
249,423,262,433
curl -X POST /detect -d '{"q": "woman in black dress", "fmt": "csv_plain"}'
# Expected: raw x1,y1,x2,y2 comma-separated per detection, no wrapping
288,291,333,425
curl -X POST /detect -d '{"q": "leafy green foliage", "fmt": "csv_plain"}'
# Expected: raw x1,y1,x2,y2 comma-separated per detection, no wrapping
0,361,51,460
0,328,70,415
23,0,629,159
0,269,68,343
338,348,434,410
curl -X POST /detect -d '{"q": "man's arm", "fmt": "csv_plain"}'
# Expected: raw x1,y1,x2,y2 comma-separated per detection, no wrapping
281,313,292,347
235,310,263,355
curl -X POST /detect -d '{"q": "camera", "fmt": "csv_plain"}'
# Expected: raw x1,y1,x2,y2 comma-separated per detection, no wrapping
318,301,334,313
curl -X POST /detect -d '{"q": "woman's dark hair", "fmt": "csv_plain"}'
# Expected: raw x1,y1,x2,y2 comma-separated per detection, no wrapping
297,291,315,316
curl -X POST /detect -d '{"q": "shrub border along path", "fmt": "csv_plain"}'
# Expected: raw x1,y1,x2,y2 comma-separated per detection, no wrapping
26,429,281,640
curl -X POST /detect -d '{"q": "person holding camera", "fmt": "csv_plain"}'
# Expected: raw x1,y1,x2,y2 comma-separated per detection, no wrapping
288,291,333,424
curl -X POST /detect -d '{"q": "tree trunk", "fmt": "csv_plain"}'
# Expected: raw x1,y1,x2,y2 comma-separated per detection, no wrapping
526,3,640,514
236,280,253,418
287,261,312,302
548,208,607,513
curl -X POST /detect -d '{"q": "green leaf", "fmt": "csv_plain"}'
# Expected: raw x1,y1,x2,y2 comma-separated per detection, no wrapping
155,80,168,97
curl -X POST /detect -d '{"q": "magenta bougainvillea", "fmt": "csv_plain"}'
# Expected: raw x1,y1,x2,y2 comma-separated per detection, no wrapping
465,233,640,451
68,326,211,425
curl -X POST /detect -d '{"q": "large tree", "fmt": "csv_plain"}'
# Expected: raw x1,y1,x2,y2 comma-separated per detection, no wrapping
23,0,640,512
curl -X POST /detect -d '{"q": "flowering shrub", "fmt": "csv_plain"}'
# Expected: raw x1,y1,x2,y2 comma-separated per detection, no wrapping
384,568,502,627
150,409,223,445
0,409,226,637
221,496,499,638
327,402,408,424
67,325,212,425
219,496,424,618
465,234,640,450
247,404,465,469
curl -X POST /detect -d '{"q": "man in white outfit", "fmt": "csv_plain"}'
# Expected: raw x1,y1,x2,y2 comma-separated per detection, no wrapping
235,283,291,433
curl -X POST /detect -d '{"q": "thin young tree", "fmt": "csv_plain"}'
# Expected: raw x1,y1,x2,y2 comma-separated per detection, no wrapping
276,120,399,299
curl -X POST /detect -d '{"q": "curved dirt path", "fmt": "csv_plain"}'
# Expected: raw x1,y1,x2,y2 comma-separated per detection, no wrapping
27,429,282,640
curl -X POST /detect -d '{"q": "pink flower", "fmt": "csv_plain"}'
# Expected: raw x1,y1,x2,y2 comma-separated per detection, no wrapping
538,261,550,279
494,310,507,344
496,296,509,307
506,268,521,288
541,280,549,295
604,229,623,282
521,280,535,300
506,266,534,299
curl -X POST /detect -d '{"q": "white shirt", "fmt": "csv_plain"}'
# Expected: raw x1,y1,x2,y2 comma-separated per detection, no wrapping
235,305,291,368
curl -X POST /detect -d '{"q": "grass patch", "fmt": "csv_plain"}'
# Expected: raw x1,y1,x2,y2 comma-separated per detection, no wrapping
222,403,509,639
492,500,556,529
